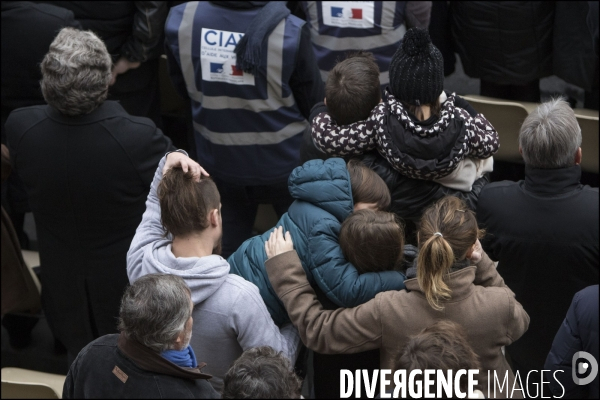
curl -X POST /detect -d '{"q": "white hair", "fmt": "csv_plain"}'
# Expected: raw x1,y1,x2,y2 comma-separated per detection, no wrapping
519,98,582,169
40,27,112,116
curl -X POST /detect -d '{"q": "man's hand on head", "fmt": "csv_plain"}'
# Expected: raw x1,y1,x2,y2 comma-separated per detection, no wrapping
163,151,209,182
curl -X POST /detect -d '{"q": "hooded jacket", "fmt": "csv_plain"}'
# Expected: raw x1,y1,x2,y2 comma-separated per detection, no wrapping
300,103,490,242
227,158,406,326
311,91,498,181
127,155,300,393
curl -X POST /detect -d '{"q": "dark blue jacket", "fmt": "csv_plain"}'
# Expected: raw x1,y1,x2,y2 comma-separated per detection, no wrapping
165,1,323,186
545,285,599,399
228,158,406,325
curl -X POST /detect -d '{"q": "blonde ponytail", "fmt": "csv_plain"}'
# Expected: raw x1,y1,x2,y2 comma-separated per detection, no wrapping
417,196,484,311
417,234,453,310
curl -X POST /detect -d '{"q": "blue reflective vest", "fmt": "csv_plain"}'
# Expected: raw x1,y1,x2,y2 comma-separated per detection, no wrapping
165,2,308,185
301,1,408,88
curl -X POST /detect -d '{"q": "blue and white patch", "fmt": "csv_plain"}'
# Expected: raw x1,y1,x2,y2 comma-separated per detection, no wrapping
200,28,255,85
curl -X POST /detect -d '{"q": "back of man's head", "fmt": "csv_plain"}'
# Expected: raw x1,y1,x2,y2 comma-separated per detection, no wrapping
326,52,381,125
118,274,192,353
222,346,301,398
40,27,112,116
519,98,582,169
158,167,220,237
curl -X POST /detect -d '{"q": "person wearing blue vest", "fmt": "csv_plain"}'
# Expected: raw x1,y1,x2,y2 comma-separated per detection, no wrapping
165,1,323,258
299,1,431,91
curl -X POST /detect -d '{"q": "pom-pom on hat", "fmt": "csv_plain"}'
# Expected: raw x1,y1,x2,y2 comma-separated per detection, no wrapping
389,28,444,106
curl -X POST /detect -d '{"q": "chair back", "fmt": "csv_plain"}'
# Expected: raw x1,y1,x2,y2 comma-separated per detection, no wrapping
462,95,533,164
1,368,66,399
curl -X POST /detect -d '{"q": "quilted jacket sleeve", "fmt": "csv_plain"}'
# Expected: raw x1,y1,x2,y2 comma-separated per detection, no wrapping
307,217,406,308
311,112,377,157
455,107,499,159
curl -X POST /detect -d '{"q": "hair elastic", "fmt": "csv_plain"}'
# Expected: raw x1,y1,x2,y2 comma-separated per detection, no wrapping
433,232,443,237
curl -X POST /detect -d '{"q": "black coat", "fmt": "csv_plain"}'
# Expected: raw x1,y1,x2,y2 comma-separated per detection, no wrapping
450,1,554,85
553,1,598,91
477,166,599,374
545,285,599,399
5,101,173,357
63,334,219,399
301,102,489,242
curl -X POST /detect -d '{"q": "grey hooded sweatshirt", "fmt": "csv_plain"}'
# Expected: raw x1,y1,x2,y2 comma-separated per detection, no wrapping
127,155,300,392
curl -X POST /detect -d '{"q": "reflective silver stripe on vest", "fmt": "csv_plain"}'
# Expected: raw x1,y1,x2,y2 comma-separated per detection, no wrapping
179,2,202,103
306,1,406,51
194,120,308,146
178,5,295,112
320,69,390,85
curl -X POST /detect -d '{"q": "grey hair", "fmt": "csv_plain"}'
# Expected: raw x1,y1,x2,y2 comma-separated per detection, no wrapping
118,274,192,353
222,346,302,399
519,98,582,169
40,27,112,116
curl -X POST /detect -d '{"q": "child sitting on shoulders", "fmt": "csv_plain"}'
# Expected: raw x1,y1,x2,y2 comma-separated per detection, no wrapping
311,28,498,192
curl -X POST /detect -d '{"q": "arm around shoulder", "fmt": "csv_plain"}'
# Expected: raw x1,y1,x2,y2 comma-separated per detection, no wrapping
265,250,383,354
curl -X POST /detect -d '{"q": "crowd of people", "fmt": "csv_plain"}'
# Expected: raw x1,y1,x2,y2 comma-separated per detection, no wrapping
1,1,599,399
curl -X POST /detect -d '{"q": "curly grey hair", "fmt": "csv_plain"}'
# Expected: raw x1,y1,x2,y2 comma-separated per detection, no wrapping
40,27,112,116
118,274,192,353
222,346,302,398
519,98,582,169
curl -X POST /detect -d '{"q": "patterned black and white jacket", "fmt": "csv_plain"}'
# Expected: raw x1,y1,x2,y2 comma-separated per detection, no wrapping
311,91,499,181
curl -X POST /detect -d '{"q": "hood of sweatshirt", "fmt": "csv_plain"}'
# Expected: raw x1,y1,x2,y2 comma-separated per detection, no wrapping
144,238,230,304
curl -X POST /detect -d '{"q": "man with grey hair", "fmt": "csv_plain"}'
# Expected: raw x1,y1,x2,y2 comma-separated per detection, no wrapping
476,98,599,392
5,27,173,364
63,273,218,398
222,346,302,399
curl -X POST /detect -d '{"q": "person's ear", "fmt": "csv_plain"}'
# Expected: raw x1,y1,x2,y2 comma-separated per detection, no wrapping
575,147,582,165
519,146,523,156
465,242,476,259
324,97,327,106
209,209,219,227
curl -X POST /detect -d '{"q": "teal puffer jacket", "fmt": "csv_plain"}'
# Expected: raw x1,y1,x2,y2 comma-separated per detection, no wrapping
228,158,406,326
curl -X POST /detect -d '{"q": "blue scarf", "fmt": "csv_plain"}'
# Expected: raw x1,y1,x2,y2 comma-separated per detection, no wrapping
161,345,198,368
234,1,290,75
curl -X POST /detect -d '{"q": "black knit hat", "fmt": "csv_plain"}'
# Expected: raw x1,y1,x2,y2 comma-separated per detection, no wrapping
389,28,444,106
